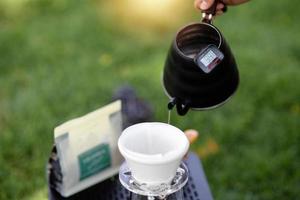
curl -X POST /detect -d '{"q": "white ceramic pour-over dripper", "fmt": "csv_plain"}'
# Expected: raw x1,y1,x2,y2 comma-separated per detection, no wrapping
118,122,189,186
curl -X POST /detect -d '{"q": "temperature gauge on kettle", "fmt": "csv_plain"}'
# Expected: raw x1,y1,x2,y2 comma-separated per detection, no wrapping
194,44,224,73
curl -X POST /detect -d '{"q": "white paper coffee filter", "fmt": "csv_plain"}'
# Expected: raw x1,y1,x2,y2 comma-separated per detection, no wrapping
118,122,189,185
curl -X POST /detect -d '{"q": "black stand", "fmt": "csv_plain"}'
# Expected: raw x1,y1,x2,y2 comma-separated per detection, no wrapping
47,147,213,200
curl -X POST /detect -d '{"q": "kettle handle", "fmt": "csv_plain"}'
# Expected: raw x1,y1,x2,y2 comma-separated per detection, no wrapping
201,0,219,23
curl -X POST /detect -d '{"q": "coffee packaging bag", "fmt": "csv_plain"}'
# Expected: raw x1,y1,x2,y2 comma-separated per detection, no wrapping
54,100,123,197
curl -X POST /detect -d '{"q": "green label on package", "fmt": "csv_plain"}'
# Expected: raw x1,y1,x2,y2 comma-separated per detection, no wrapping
78,143,111,180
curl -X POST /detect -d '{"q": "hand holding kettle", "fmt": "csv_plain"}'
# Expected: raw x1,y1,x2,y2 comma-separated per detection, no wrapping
195,0,250,16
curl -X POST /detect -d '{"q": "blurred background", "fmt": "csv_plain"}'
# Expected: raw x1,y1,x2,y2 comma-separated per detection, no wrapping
0,0,299,199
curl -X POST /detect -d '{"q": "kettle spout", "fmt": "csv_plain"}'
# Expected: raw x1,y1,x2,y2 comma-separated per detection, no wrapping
167,98,190,116
167,98,177,110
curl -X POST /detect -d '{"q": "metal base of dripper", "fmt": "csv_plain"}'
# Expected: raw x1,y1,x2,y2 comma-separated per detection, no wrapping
119,162,189,200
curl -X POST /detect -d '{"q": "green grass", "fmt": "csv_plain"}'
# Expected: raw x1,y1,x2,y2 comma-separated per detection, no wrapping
0,0,299,199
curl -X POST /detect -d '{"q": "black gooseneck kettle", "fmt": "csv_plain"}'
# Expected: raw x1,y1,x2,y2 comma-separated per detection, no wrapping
162,0,239,116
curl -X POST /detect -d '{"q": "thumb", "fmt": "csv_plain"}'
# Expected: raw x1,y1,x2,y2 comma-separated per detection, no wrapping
184,129,199,144
199,0,214,10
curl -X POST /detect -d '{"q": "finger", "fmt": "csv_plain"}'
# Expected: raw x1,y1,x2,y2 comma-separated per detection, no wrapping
194,0,215,11
216,2,225,10
194,0,201,9
184,129,199,144
183,129,199,160
217,3,228,12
